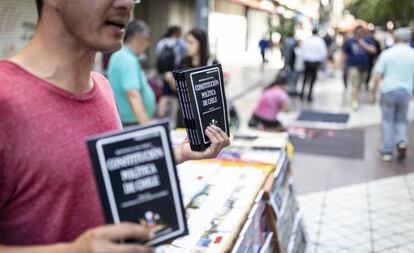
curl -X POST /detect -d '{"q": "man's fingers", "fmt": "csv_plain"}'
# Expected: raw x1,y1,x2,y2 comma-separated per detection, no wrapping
207,126,230,148
203,128,221,158
210,125,229,142
95,223,153,241
213,125,230,146
205,127,220,143
109,243,154,253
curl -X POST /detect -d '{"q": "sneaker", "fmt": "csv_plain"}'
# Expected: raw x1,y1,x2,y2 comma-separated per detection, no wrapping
378,152,393,162
396,142,407,160
351,100,359,111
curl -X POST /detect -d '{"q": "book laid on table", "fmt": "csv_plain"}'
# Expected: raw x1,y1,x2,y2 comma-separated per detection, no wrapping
86,120,188,246
173,64,230,151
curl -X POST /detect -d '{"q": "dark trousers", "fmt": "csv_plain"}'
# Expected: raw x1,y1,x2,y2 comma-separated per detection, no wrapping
301,61,320,101
365,63,374,90
343,64,349,89
260,50,266,63
249,114,283,130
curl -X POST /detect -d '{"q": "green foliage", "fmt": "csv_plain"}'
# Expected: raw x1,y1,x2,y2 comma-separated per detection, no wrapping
347,0,414,27
268,15,295,42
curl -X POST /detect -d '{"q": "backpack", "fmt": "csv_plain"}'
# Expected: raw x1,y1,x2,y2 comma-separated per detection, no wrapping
157,46,176,73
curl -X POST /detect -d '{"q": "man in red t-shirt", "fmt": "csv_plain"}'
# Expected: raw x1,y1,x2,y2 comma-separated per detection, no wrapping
0,1,230,252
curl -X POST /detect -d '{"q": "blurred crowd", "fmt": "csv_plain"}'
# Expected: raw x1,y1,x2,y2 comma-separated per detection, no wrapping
106,21,218,129
106,18,414,162
273,21,414,109
267,21,414,161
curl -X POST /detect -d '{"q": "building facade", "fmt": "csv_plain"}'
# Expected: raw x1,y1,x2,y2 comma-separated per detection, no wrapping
0,0,37,59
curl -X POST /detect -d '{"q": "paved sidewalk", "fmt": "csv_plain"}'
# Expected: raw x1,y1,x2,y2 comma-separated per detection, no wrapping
223,61,414,193
300,173,414,253
222,55,414,253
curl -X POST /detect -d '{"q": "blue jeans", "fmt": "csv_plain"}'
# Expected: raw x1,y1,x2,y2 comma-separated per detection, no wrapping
380,89,411,154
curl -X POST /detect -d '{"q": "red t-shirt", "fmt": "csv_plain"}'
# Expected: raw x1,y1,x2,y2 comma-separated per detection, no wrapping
0,61,122,245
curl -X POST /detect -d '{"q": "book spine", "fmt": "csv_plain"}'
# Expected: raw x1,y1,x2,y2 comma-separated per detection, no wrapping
177,71,198,151
184,73,207,151
173,71,191,142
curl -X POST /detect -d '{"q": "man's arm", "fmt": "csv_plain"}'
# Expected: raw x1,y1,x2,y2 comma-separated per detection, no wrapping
359,39,377,55
163,72,176,92
370,72,382,104
370,53,385,104
126,90,149,124
174,125,230,164
340,51,347,69
0,223,153,253
281,101,289,113
319,39,328,62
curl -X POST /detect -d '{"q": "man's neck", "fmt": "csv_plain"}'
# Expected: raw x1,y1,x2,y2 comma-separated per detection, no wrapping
9,19,96,95
125,42,137,56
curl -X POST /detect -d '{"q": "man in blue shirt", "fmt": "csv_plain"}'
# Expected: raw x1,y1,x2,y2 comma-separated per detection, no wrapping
342,25,377,110
371,28,414,161
108,20,156,126
259,37,270,63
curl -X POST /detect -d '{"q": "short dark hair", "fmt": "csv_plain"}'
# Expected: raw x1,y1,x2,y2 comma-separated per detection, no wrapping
164,26,182,38
124,20,150,42
36,0,43,18
354,25,364,32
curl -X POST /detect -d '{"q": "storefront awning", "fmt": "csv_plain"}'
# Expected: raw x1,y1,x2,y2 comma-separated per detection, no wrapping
227,0,277,13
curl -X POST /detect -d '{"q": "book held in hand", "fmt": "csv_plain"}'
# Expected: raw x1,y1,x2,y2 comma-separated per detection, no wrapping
86,120,188,246
173,64,230,151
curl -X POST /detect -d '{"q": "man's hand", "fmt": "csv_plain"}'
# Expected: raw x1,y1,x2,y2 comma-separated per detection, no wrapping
174,125,230,164
358,39,377,55
0,223,153,253
71,223,154,253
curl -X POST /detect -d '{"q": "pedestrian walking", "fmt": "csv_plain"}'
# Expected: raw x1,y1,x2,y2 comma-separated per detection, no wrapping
287,40,304,95
365,27,382,90
342,25,377,110
282,35,297,95
299,28,328,102
371,29,414,161
259,37,270,63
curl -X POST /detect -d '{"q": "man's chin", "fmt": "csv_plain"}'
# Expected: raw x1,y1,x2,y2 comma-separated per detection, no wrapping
96,42,123,53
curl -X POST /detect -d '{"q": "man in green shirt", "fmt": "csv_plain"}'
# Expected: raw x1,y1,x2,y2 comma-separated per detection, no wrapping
108,20,155,126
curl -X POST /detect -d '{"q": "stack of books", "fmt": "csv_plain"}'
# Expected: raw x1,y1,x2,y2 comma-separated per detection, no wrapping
87,120,188,246
173,64,230,151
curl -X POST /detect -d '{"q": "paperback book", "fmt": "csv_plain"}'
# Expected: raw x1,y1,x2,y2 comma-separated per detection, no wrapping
86,120,188,246
173,64,230,151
